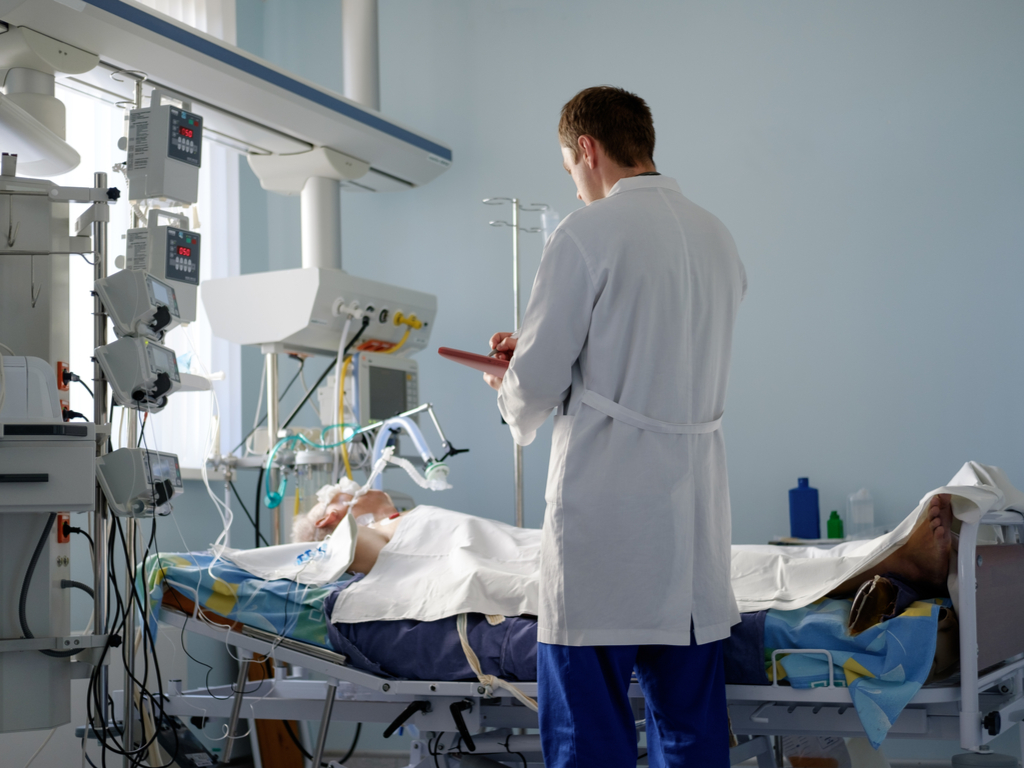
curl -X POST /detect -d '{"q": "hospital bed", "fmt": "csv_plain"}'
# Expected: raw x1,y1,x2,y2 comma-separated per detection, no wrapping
152,509,1024,768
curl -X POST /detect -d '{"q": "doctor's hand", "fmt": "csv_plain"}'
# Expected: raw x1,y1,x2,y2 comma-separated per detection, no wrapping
489,331,518,359
484,331,517,390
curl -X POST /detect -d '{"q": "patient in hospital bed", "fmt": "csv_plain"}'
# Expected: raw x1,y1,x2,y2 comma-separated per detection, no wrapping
305,486,956,602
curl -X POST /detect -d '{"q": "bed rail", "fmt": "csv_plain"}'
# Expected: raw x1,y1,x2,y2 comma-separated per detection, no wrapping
957,509,1024,751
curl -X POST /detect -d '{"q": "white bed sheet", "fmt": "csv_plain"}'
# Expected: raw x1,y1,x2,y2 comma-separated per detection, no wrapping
731,461,1024,613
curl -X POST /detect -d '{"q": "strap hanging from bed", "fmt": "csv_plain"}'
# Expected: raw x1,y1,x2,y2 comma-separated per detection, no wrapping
456,614,538,712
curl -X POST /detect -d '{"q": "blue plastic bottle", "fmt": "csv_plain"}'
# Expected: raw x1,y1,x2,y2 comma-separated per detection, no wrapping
789,478,820,539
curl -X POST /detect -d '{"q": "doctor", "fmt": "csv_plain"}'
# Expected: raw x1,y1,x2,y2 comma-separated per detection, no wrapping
485,86,747,767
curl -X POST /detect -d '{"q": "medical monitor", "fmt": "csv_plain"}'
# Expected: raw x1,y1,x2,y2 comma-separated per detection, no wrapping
356,352,418,426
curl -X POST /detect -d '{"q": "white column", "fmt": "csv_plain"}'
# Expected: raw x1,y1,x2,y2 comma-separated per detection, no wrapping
300,176,342,270
342,0,380,111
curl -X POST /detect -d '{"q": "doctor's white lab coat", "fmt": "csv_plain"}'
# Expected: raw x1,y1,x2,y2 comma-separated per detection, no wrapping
498,175,746,647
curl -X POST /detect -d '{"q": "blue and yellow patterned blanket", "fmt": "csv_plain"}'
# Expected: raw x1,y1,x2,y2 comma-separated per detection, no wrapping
143,551,350,649
145,552,945,748
765,597,948,748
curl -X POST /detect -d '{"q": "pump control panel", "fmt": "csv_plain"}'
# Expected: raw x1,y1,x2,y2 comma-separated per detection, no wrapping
126,97,203,205
94,336,181,412
97,448,183,517
126,210,201,322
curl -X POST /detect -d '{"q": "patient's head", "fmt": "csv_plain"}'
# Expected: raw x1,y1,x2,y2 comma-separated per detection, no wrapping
291,488,398,542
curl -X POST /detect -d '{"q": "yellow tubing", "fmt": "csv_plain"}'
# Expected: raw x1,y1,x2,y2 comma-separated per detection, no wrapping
384,327,411,355
339,356,353,479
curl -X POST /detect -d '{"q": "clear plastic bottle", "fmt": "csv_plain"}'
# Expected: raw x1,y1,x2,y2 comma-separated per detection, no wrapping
847,488,874,538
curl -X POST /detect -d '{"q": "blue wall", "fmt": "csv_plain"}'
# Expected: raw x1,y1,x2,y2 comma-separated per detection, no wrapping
235,0,1024,538
225,0,1024,759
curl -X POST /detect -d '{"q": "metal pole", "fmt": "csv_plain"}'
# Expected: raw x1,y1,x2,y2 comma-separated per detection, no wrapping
311,682,338,768
265,352,280,544
91,171,110,732
123,421,137,766
511,200,524,528
222,657,251,763
122,78,145,767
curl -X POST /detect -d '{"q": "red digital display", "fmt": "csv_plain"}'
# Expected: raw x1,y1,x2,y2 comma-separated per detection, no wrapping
177,246,191,257
178,126,194,138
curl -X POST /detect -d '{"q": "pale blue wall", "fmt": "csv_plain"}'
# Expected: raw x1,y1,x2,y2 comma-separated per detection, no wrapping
236,0,1024,535
228,0,1024,760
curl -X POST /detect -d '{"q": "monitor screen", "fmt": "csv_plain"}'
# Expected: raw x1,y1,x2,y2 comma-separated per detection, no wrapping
147,343,180,381
369,366,407,421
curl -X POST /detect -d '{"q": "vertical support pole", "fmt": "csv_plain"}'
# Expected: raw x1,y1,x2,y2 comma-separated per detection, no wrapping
122,78,145,768
265,352,281,545
958,520,981,751
311,682,338,768
300,176,341,271
342,0,380,111
91,171,110,731
223,656,252,764
511,199,524,529
122,515,137,766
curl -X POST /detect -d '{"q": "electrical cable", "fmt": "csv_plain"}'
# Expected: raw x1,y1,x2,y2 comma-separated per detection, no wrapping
339,722,362,764
62,580,96,598
254,465,264,548
231,357,305,455
19,513,80,657
281,720,315,762
280,315,370,432
20,727,56,768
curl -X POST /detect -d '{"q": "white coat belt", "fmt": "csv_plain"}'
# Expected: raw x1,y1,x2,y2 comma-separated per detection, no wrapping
580,389,722,434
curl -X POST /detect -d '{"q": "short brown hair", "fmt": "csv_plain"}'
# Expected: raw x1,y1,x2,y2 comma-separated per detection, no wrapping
559,86,655,168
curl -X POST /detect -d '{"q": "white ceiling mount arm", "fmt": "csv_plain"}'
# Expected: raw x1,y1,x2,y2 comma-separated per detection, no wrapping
0,26,98,81
301,176,341,271
0,93,79,175
247,147,369,196
0,24,97,174
248,147,368,271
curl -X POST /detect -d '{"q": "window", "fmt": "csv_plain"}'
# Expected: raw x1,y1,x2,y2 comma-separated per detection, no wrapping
53,0,240,472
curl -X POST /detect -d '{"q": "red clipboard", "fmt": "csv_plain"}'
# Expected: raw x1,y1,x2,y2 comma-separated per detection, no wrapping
438,347,510,377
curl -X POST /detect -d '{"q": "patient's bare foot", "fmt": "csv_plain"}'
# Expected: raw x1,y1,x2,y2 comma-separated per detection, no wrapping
830,494,953,598
893,494,953,595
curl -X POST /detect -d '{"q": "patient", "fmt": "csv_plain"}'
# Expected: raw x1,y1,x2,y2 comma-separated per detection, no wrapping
306,486,955,597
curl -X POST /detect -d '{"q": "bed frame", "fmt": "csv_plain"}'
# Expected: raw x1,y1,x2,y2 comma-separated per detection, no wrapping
153,510,1024,767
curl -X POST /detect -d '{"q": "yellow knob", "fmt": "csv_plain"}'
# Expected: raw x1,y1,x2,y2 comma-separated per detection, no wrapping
393,311,423,329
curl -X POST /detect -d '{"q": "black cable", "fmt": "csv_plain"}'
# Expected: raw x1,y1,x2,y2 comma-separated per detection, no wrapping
62,579,95,598
96,515,169,767
63,369,95,398
229,480,270,548
503,733,528,768
254,466,264,549
281,719,315,762
339,722,361,764
19,513,79,657
281,315,370,432
137,413,147,447
65,522,96,551
230,357,306,455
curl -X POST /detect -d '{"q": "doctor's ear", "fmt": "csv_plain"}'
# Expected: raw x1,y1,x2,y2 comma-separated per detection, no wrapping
578,135,600,169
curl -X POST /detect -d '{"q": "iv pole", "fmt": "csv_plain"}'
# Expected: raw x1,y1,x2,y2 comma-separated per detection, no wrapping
482,197,547,528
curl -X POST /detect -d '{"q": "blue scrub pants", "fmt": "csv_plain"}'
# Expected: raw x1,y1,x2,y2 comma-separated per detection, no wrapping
537,637,729,768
